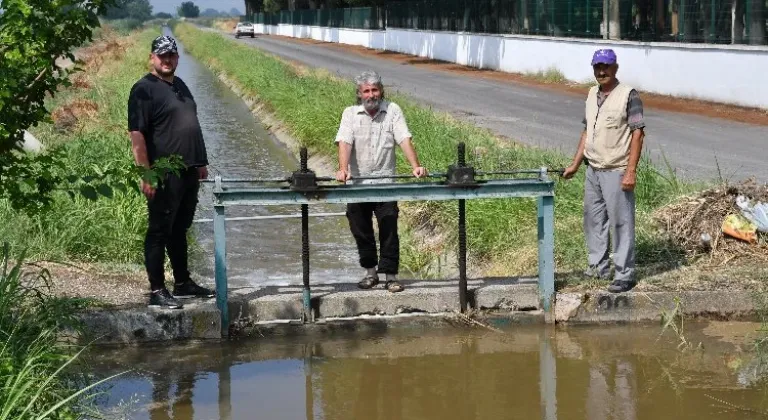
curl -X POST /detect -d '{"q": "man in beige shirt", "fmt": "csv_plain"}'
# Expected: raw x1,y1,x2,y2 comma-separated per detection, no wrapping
563,49,645,293
335,70,427,293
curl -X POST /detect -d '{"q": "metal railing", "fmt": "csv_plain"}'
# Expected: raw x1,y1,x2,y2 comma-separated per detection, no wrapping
210,144,559,336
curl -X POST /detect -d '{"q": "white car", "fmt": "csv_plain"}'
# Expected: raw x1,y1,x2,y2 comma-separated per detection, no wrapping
234,22,255,38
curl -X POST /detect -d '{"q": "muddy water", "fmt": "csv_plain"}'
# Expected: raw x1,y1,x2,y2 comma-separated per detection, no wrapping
90,321,768,419
165,28,361,287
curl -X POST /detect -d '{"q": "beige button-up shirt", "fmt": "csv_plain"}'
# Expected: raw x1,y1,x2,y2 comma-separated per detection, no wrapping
334,100,412,184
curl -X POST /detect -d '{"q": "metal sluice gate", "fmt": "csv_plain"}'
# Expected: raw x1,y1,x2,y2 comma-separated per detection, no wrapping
208,143,560,336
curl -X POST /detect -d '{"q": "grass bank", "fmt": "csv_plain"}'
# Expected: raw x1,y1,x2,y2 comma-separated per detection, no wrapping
173,23,694,279
0,247,123,418
0,26,162,265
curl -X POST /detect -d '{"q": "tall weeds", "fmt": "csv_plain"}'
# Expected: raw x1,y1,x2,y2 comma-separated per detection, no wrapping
0,27,162,265
0,244,124,418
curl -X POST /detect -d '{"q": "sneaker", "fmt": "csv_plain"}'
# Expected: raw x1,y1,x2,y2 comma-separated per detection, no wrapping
173,280,216,298
607,280,636,293
149,288,184,309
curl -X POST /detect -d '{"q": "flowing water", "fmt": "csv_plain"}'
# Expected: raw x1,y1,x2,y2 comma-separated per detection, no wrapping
89,321,768,419
167,28,362,287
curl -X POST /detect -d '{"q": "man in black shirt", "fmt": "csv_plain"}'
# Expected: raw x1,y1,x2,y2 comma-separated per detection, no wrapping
128,35,214,309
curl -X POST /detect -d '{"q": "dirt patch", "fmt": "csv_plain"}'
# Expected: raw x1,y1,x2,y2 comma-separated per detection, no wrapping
559,262,768,293
268,34,768,126
27,262,149,308
653,179,768,266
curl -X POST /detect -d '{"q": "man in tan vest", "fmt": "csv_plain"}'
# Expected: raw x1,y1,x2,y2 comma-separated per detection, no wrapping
562,48,645,293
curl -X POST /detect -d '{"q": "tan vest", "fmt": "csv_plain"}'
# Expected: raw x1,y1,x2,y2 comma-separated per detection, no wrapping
583,83,634,170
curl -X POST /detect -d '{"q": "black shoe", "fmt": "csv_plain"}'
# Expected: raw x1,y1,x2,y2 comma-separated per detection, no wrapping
173,280,215,298
149,288,184,309
607,280,636,293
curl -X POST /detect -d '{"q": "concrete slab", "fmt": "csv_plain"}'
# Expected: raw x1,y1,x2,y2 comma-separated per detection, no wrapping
77,300,221,343
474,283,539,311
565,290,758,323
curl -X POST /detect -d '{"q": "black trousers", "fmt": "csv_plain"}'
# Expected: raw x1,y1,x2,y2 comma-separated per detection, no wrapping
145,168,199,290
346,201,400,275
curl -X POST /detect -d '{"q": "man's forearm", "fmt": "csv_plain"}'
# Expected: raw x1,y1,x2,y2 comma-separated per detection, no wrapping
337,142,352,171
626,129,644,172
399,139,421,168
130,131,150,168
570,131,587,167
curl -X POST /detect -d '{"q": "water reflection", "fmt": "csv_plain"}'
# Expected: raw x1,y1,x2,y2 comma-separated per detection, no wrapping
90,322,768,419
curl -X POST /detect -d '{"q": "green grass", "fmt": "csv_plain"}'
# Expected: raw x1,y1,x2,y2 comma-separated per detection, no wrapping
0,245,126,419
525,67,568,84
0,27,163,265
174,23,700,277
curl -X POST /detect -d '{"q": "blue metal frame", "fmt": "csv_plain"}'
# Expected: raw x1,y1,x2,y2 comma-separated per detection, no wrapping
212,174,556,335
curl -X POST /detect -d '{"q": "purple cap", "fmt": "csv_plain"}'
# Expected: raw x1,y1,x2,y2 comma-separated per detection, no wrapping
591,49,617,65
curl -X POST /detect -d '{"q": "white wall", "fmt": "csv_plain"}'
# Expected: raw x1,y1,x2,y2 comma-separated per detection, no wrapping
255,24,385,50
254,25,768,110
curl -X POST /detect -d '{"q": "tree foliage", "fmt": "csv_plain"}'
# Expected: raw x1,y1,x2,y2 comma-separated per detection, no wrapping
177,1,201,18
0,0,183,214
154,12,174,19
101,0,154,22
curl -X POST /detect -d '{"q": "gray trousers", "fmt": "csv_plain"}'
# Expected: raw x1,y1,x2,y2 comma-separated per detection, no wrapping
584,166,636,281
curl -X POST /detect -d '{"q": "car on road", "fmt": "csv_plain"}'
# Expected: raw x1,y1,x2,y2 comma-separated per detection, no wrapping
234,22,255,39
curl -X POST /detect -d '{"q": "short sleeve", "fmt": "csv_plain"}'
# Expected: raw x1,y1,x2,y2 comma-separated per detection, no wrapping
335,107,354,145
391,105,412,144
626,89,646,130
128,82,152,134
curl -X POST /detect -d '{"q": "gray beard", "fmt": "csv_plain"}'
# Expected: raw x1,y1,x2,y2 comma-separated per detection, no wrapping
363,97,381,113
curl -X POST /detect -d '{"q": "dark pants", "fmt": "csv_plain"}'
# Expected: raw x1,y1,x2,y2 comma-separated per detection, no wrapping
145,168,200,291
346,201,400,275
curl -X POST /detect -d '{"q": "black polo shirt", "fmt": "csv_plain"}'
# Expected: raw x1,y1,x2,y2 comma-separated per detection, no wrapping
127,73,208,167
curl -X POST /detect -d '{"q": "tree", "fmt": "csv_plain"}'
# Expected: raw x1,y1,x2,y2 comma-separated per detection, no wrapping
0,0,180,213
154,12,174,19
102,0,153,22
263,0,286,13
177,1,200,18
201,8,222,17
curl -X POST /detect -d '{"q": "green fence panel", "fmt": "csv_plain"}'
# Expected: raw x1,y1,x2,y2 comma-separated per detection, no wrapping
249,1,765,44
385,0,765,44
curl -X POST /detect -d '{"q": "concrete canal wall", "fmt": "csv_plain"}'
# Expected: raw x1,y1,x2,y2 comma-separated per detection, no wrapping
77,278,760,344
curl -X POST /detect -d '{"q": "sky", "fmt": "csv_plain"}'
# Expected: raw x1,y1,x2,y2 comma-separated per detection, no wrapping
149,0,245,15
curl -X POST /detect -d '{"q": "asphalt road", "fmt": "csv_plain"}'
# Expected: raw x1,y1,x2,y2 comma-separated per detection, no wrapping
226,32,768,183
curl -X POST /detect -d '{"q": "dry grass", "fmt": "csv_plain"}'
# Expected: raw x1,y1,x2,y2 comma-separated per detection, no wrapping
653,178,768,266
51,99,99,132
213,18,240,33
75,27,130,75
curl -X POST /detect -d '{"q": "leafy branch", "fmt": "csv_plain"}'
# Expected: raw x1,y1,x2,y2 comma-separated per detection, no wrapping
0,0,128,213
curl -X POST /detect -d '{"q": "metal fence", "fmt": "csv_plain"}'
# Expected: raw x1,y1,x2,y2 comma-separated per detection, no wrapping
387,0,767,44
244,0,766,45
252,7,385,30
